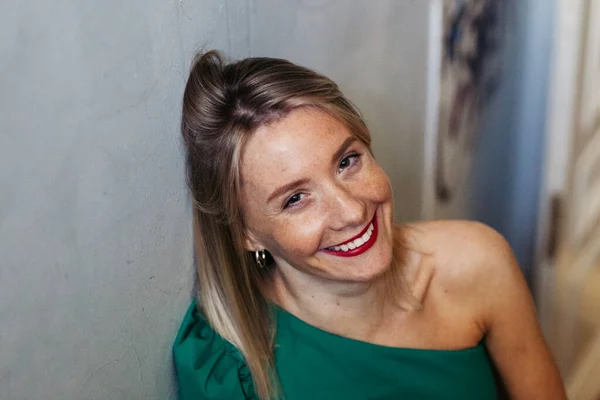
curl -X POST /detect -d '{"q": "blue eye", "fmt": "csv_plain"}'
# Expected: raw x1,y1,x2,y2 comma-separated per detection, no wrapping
339,153,361,171
283,193,303,209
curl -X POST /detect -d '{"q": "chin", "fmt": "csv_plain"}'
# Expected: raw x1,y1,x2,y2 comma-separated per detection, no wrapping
348,244,394,283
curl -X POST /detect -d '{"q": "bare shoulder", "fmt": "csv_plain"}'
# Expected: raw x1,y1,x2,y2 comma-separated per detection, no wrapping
403,219,509,251
400,221,566,398
400,220,522,322
402,219,515,273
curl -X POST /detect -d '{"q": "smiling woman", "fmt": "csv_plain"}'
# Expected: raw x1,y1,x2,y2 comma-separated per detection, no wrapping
173,50,566,400
240,108,394,285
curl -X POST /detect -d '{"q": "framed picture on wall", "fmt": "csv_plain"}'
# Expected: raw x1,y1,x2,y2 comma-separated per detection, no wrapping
434,0,509,204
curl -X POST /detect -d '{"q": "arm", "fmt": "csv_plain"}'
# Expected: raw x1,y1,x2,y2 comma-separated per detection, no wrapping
472,224,566,399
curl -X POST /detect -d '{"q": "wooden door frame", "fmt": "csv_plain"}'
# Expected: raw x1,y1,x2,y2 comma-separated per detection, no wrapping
533,0,584,339
535,2,600,397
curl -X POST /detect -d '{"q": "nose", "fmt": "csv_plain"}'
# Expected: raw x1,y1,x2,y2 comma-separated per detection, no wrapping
326,183,366,231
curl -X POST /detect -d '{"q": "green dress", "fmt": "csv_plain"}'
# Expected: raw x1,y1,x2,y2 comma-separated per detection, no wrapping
173,302,498,399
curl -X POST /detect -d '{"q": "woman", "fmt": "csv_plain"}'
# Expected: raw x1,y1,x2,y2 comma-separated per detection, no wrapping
173,50,566,400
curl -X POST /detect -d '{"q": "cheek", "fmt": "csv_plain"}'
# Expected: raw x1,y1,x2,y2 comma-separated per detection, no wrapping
359,164,393,203
262,217,325,260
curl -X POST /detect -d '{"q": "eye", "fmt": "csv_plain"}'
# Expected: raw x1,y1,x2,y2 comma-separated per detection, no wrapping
338,153,361,171
283,193,304,209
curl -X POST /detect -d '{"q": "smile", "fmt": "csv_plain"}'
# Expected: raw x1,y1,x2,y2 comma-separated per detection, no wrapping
323,213,378,257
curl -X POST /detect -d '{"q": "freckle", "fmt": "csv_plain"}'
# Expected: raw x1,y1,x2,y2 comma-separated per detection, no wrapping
336,301,340,306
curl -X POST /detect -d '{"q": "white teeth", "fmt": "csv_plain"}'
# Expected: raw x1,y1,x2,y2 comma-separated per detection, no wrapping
361,232,369,242
328,222,374,252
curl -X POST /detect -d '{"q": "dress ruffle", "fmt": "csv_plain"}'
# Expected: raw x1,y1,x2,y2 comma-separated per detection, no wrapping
173,302,258,400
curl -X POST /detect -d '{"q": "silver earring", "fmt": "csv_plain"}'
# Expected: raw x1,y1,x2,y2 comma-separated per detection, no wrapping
254,249,267,269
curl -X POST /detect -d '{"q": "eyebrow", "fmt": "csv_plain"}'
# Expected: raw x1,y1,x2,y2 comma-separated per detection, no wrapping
266,136,359,204
332,137,358,165
266,178,311,204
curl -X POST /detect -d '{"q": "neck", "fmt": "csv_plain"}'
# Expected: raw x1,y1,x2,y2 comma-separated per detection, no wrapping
267,265,392,340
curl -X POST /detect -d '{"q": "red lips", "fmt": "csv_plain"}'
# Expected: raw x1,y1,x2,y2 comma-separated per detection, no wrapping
322,213,378,258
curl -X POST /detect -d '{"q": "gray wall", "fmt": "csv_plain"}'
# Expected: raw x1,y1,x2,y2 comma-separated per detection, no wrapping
0,1,430,399
0,1,233,399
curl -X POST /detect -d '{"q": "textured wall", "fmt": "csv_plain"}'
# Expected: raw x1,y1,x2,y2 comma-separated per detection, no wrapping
0,1,237,399
0,1,429,399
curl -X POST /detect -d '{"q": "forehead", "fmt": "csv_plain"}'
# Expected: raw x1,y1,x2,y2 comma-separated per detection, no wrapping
240,108,353,189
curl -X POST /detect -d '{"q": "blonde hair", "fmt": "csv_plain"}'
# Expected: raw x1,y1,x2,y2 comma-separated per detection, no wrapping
181,50,378,399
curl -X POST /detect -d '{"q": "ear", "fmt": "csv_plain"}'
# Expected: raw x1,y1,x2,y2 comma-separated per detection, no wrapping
243,228,264,252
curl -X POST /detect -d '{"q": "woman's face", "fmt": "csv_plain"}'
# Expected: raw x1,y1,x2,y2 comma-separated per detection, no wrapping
240,108,394,283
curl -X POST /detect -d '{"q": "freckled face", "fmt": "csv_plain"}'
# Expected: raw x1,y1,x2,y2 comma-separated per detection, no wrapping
240,108,394,283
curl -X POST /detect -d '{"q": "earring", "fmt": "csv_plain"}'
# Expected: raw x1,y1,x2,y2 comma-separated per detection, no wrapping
254,249,267,269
